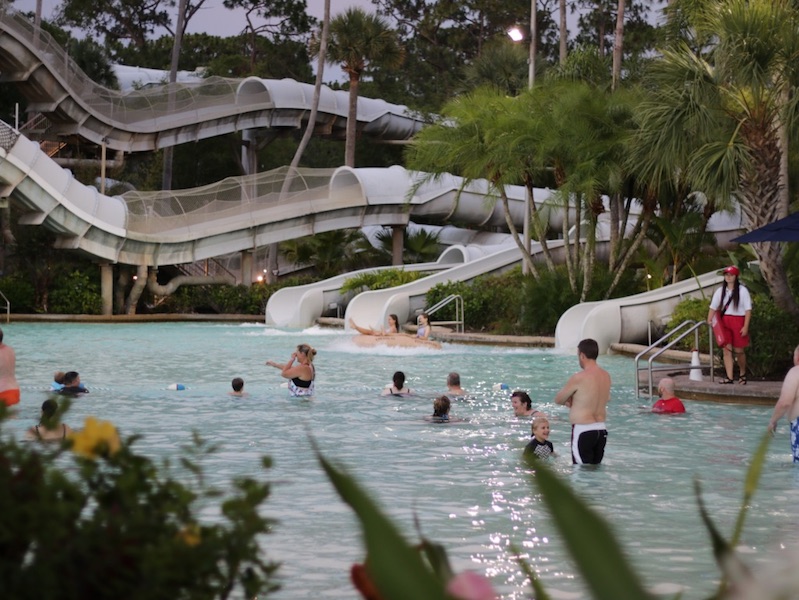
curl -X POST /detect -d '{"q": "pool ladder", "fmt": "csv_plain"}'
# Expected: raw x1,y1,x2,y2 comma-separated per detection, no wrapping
634,319,715,400
424,294,464,333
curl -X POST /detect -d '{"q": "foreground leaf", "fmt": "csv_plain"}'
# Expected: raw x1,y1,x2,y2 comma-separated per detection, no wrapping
316,448,446,600
528,459,655,600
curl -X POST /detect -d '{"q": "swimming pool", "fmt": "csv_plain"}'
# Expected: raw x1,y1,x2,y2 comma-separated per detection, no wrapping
4,322,796,599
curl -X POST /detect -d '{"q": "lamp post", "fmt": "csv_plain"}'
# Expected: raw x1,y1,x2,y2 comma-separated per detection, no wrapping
508,0,536,274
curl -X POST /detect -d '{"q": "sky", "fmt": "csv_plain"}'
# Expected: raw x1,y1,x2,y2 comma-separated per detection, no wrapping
15,0,375,38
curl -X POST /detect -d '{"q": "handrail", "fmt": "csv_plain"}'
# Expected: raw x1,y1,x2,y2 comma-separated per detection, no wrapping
0,290,10,322
634,319,715,400
424,294,464,333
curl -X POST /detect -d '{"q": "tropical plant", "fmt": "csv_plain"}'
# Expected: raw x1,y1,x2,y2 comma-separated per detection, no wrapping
0,410,278,599
317,431,774,600
319,8,404,167
634,0,799,317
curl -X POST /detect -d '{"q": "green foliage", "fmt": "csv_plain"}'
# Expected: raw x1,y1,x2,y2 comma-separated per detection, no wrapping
667,293,796,378
0,274,36,313
426,269,522,333
317,426,774,600
0,413,278,599
159,277,313,315
48,269,103,315
519,265,643,335
341,269,426,294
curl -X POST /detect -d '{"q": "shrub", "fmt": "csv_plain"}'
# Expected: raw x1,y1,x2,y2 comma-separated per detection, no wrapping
519,264,644,335
341,269,426,294
155,276,314,314
48,269,103,314
0,274,36,313
426,269,522,333
0,409,278,599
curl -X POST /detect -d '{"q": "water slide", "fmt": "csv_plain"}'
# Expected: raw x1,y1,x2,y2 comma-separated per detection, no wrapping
265,243,478,328
554,208,741,352
554,271,723,353
342,239,568,334
0,10,425,151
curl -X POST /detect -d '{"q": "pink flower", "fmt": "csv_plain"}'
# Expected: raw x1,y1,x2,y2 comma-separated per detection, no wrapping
446,571,498,600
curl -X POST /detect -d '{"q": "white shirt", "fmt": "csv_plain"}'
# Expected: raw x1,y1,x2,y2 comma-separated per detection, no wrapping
710,285,752,317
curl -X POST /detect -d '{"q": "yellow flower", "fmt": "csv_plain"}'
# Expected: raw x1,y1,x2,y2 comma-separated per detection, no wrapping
69,417,121,459
177,524,201,547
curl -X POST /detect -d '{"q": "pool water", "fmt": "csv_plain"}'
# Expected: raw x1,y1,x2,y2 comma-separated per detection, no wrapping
4,322,797,599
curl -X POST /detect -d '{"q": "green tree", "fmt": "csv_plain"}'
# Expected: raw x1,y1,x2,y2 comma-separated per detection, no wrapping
319,7,404,167
633,0,799,316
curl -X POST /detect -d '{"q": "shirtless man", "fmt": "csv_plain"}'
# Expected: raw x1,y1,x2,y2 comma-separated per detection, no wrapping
554,338,611,465
446,372,467,397
767,344,799,462
0,327,20,407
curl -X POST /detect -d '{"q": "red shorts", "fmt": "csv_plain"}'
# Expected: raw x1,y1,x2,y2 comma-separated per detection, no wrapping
720,314,749,349
0,388,20,407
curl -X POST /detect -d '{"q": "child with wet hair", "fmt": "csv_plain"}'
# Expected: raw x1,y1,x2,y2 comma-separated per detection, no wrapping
524,417,555,459
431,395,450,422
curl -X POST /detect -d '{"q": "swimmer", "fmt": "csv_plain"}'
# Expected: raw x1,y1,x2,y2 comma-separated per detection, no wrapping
446,372,467,397
229,377,247,397
266,344,316,397
0,327,20,407
416,313,432,340
510,390,544,418
524,417,555,459
554,338,610,465
51,370,88,393
26,399,73,441
651,378,686,414
58,371,89,395
768,344,799,462
349,314,400,336
427,395,451,423
381,371,411,396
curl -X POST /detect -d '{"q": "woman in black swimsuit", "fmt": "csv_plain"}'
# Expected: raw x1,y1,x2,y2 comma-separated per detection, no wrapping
26,399,73,441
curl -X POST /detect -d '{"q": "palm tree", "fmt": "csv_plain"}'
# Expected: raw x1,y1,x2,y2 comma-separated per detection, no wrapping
323,8,404,167
634,0,799,316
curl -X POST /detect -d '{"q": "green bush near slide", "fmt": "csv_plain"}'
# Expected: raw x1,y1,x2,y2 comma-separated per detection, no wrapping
340,269,427,295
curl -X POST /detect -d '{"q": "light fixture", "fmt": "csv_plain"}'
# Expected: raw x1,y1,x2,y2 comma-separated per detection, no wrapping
507,27,524,42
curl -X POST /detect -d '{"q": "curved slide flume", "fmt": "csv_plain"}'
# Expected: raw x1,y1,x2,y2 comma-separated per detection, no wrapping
554,271,723,353
0,120,556,267
0,10,425,151
343,240,570,334
265,244,472,328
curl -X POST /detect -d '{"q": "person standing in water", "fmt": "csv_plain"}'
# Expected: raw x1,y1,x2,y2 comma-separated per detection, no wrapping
554,338,610,465
266,344,316,397
0,327,20,407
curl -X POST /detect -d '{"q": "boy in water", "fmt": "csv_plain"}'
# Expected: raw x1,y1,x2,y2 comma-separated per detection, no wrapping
524,417,555,459
229,377,246,397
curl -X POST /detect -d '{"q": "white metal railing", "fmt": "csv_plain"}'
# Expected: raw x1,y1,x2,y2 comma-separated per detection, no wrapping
634,319,715,400
0,290,10,322
424,294,464,333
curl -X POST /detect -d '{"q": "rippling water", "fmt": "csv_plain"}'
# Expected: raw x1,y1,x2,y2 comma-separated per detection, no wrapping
5,321,798,599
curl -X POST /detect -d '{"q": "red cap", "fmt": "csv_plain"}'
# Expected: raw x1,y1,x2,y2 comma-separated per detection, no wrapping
723,265,740,276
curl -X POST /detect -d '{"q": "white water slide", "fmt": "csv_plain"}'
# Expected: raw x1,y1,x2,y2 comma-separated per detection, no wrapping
554,271,724,353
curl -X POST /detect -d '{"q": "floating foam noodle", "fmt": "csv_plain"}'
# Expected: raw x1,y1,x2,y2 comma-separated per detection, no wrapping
492,383,509,391
167,383,186,391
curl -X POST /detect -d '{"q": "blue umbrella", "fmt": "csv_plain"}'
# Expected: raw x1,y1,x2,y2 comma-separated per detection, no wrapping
732,212,799,243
